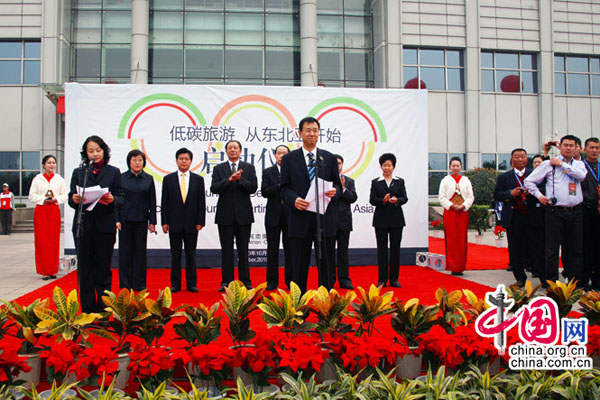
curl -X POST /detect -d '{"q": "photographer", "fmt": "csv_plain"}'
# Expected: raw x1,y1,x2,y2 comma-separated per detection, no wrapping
525,135,587,288
494,149,536,288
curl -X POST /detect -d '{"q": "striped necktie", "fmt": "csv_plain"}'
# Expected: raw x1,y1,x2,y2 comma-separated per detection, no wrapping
308,152,315,182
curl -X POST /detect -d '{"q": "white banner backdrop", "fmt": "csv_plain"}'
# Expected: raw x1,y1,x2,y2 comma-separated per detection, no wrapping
64,83,428,266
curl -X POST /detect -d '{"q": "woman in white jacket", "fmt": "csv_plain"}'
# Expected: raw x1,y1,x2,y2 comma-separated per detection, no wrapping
28,155,68,280
438,157,474,275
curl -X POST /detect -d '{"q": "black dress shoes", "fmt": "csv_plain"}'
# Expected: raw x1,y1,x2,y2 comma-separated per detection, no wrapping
170,287,180,293
451,271,464,276
218,285,226,293
340,283,354,290
390,281,402,288
266,283,277,291
377,281,386,287
50,275,57,279
188,287,199,293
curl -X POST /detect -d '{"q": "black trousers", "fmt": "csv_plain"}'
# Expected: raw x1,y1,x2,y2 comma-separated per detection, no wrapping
529,224,546,285
506,212,530,283
118,221,148,291
265,223,291,287
545,206,583,285
582,205,600,289
168,230,198,290
76,230,115,313
289,235,334,293
0,210,12,234
218,223,252,287
374,227,403,284
329,229,352,287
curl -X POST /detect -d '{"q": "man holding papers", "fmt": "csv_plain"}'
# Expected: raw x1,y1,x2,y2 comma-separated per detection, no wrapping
69,135,124,313
280,117,341,292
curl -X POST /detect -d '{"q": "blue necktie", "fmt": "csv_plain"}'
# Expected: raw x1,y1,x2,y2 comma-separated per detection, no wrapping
308,152,315,182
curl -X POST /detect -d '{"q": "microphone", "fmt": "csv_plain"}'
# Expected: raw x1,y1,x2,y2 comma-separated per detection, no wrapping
87,158,95,169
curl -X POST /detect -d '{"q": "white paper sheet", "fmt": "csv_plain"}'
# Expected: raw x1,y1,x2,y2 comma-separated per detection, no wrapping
305,178,334,214
76,185,108,211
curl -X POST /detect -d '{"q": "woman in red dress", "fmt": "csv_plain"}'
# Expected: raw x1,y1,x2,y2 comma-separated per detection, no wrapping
28,155,68,280
438,157,474,275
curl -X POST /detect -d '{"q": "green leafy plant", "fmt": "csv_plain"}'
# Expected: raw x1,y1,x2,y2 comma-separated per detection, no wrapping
552,369,600,400
1,298,48,353
18,380,79,400
545,279,584,318
77,374,128,399
139,287,184,346
173,302,222,347
350,284,395,337
99,288,151,350
33,287,108,346
228,376,271,400
462,289,489,322
434,287,468,334
464,168,499,206
172,371,220,400
372,368,421,400
505,281,539,313
310,286,356,335
463,365,508,400
413,365,466,399
330,367,378,400
507,369,562,400
579,290,600,326
390,298,438,347
470,205,491,235
221,281,266,345
258,282,315,334
277,372,330,400
135,380,179,400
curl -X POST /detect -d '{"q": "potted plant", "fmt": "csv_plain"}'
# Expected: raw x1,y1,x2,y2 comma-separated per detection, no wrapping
228,335,279,394
493,225,506,247
545,279,583,318
174,302,222,347
350,284,395,337
138,287,184,346
125,340,182,393
461,289,488,323
390,298,438,379
77,374,127,399
310,286,356,335
38,340,82,385
470,206,490,244
0,344,33,388
579,290,600,327
19,380,79,400
258,282,315,334
434,287,468,334
71,344,120,387
187,342,231,394
505,280,539,313
220,281,266,345
431,220,443,238
275,333,330,381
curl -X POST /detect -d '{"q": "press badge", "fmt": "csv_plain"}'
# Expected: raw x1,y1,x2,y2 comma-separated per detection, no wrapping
569,183,577,196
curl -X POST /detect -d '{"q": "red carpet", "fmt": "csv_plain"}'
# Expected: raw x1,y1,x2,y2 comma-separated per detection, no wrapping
15,265,494,346
429,237,509,270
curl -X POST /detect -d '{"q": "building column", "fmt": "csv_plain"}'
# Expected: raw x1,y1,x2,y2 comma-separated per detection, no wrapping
372,0,401,88
464,0,480,170
300,0,318,86
538,0,554,144
131,0,149,84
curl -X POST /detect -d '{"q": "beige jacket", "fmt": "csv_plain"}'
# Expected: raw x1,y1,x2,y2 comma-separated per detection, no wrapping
438,175,474,211
28,174,68,206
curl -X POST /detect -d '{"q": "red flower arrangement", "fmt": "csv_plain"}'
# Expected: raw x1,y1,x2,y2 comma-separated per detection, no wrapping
0,343,32,385
493,225,506,239
275,334,329,377
431,220,442,228
327,333,409,375
71,344,119,386
39,340,83,383
229,335,278,387
417,324,498,371
126,342,180,391
586,324,600,357
187,342,232,388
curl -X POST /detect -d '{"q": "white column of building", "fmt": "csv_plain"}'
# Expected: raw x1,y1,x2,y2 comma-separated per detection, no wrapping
464,0,480,170
372,0,402,88
131,0,149,84
538,0,554,144
300,0,318,86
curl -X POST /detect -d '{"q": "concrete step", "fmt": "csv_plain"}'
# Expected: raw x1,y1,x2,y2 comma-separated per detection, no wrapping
12,220,63,233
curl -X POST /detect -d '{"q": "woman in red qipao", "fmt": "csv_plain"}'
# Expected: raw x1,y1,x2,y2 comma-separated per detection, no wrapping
28,155,68,280
438,157,474,275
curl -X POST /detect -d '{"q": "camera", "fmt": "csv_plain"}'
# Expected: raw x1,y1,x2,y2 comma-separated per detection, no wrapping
548,197,557,206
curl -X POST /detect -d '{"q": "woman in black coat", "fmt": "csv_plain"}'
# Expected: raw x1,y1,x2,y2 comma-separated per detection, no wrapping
69,135,124,313
369,153,408,288
115,149,156,291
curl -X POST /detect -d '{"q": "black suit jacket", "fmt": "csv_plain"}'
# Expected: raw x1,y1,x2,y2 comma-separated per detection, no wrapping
210,160,257,225
369,177,407,228
161,171,206,233
332,175,358,231
68,164,125,234
115,170,157,225
262,164,285,227
494,169,535,229
280,148,342,238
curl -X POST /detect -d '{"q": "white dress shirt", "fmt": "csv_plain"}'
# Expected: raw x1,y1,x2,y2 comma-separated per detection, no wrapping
302,147,318,168
524,157,587,207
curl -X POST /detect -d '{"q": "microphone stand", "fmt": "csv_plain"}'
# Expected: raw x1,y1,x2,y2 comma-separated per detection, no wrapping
311,152,329,289
75,159,93,303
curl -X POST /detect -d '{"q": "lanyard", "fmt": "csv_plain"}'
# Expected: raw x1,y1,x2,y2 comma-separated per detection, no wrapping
584,160,600,184
514,170,525,189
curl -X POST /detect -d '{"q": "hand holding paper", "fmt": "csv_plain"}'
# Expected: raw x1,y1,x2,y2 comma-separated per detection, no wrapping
76,185,109,211
305,178,334,214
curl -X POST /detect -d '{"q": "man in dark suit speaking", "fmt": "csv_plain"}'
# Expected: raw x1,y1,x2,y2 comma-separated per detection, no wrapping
161,148,206,293
262,144,291,291
211,140,258,292
280,116,342,292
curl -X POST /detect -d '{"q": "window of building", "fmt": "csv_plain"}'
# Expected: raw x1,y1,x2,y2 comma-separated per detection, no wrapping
428,153,466,196
555,54,600,96
402,48,464,91
481,51,537,94
0,41,41,85
317,0,373,88
481,153,511,171
0,151,40,197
